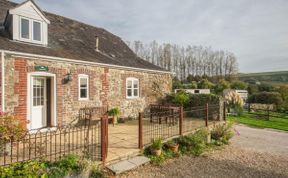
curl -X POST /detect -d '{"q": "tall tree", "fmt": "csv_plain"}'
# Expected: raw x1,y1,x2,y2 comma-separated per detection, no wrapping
127,41,239,81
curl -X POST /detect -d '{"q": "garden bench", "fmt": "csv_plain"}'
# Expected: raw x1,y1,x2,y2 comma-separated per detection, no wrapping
149,105,179,126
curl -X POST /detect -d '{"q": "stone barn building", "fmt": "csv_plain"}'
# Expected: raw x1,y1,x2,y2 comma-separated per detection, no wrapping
0,0,172,130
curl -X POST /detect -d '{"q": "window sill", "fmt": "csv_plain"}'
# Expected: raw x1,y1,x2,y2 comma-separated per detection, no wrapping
79,98,89,101
29,127,57,134
126,97,140,99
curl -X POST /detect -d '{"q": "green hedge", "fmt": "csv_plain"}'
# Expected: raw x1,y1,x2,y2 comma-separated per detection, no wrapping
163,92,221,119
188,94,220,107
247,92,283,106
164,92,220,108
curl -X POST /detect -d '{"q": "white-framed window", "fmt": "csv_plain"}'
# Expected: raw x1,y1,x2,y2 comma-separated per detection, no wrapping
78,74,89,100
20,18,29,39
20,16,42,43
33,21,41,41
126,77,139,99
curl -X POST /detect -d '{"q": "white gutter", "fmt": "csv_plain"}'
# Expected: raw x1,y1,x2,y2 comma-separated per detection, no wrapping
1,51,5,112
0,50,173,74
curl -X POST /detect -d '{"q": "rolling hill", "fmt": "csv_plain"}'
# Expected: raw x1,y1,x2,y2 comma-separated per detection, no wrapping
238,71,288,86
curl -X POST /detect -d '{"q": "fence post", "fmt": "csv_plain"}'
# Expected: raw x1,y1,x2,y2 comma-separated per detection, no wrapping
138,112,143,150
205,103,209,127
101,115,107,163
223,102,226,121
179,106,183,135
105,114,108,156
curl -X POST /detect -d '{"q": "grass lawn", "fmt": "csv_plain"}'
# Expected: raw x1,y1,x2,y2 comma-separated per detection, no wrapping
227,112,288,132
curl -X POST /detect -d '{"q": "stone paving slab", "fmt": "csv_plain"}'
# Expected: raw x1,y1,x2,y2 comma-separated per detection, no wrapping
107,156,150,175
127,156,150,166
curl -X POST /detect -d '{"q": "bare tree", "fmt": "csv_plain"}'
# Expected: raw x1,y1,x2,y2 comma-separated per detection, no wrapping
127,41,239,81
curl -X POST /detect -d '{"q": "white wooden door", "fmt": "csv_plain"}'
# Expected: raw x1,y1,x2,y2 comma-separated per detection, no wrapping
31,77,47,129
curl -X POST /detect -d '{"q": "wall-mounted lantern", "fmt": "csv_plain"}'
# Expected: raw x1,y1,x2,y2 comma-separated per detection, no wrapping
64,73,72,83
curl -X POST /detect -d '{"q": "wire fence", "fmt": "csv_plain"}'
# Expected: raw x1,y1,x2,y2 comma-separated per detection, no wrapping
0,112,104,166
142,108,180,146
140,104,223,147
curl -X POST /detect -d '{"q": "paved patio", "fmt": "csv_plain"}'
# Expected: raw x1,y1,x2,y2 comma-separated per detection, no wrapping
107,120,139,162
106,118,215,162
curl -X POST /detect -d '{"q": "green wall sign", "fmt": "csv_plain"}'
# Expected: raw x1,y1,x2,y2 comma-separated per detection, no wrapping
35,66,49,71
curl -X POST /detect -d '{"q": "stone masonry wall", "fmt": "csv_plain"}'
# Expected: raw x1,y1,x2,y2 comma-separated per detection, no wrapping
4,55,172,125
0,56,2,112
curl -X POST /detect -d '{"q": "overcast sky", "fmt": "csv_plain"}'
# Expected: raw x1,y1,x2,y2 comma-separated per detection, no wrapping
12,0,288,73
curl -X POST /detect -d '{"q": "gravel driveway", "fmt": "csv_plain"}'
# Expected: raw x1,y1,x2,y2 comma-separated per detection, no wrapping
232,124,288,155
116,125,288,178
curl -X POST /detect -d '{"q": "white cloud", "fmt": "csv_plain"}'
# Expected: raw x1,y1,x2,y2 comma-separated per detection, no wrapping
12,0,288,73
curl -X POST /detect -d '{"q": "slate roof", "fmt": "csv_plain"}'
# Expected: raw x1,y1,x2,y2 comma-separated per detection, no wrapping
0,0,167,72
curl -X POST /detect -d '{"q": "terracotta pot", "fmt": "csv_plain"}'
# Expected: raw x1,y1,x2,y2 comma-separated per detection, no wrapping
168,144,179,153
150,148,162,156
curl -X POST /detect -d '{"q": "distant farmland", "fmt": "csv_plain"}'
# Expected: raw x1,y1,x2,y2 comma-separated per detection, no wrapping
238,71,288,86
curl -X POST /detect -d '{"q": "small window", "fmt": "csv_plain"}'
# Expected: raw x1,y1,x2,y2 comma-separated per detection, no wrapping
78,75,89,100
21,18,29,39
33,21,41,41
20,17,43,43
126,77,139,98
33,78,45,106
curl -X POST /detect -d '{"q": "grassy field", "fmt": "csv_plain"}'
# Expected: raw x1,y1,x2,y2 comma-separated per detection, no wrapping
228,112,288,131
238,71,288,86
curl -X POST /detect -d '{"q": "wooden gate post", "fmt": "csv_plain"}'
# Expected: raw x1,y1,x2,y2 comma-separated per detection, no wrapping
223,102,226,121
205,103,209,127
179,106,183,135
138,112,143,150
101,115,108,163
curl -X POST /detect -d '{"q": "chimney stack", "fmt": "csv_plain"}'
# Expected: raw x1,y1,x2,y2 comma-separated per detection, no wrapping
95,36,99,52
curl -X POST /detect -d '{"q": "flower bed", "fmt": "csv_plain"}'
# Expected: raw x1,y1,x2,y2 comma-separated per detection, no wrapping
0,154,103,178
144,122,234,165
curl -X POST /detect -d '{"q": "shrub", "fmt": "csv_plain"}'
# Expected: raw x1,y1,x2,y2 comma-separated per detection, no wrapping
0,160,48,178
89,165,104,178
248,92,283,107
173,91,190,106
191,81,198,89
0,113,27,145
177,128,208,156
188,94,220,107
258,83,275,92
151,138,163,150
50,154,81,176
224,90,244,115
0,154,84,178
163,92,220,109
172,77,182,89
198,79,214,89
231,80,248,90
276,86,288,112
277,85,288,100
247,84,259,95
211,122,234,144
214,79,230,94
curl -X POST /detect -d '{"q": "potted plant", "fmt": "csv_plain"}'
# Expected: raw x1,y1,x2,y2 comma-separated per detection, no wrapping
150,138,163,156
108,107,121,126
166,140,179,153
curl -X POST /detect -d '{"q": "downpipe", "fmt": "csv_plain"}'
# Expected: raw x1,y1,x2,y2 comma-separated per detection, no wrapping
1,51,4,112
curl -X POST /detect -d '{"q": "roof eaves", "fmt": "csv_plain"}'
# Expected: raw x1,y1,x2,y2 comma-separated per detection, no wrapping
1,49,172,74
